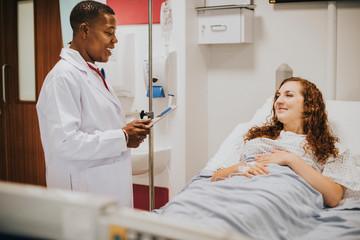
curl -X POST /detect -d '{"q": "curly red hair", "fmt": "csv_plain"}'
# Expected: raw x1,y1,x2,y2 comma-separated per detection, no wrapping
244,77,339,164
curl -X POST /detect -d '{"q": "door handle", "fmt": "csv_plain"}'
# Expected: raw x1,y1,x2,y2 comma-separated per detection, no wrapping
2,64,9,103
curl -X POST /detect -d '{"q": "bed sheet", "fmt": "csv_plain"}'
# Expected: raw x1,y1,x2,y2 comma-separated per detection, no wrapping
154,167,360,240
296,201,360,240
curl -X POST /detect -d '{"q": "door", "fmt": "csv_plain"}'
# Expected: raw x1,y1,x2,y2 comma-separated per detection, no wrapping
0,0,62,186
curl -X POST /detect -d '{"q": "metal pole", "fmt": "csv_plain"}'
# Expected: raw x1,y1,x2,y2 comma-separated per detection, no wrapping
148,0,155,211
327,1,337,100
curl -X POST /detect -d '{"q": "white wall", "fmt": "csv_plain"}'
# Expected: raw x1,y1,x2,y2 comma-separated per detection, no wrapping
201,1,360,162
185,0,210,181
336,2,360,100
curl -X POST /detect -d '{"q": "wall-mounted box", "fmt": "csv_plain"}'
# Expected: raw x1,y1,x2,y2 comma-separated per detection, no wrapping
206,0,252,7
197,6,254,44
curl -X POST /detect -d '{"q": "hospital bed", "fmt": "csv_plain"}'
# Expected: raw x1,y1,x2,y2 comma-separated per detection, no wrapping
153,97,360,240
0,98,359,240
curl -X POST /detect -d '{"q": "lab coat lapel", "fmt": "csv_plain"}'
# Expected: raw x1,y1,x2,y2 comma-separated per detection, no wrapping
87,74,124,112
60,48,123,111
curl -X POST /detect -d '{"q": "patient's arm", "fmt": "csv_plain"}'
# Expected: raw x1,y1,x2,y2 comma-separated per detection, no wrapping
211,162,270,182
255,150,344,207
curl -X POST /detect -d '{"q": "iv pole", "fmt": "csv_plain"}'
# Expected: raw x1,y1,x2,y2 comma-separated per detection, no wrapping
148,0,155,211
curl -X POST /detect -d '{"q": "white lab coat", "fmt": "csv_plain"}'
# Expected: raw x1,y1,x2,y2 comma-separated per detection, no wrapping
36,48,133,207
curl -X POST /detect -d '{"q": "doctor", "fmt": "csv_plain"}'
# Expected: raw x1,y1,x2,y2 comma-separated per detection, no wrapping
36,0,151,207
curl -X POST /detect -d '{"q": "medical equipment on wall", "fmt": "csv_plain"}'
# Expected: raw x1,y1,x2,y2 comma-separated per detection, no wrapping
144,58,166,99
197,6,254,44
143,52,177,106
275,63,293,90
143,0,176,105
160,0,173,57
161,0,176,107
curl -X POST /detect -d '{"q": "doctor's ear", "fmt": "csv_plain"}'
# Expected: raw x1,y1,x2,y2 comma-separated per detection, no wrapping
79,23,90,39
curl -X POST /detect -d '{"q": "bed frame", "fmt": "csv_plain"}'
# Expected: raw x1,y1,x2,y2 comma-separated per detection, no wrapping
0,181,250,240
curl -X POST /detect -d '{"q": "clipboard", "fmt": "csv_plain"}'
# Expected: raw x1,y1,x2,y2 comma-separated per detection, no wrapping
147,105,177,128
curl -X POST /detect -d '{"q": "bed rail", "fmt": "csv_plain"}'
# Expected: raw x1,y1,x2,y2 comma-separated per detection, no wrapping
0,181,250,240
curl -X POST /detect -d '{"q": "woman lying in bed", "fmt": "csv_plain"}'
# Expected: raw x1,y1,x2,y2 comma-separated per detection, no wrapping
212,77,346,207
156,77,360,240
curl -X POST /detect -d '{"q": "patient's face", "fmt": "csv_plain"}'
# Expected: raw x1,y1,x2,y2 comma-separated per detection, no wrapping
275,81,304,133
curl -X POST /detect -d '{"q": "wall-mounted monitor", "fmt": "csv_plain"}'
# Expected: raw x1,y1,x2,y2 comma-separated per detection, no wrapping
270,0,347,3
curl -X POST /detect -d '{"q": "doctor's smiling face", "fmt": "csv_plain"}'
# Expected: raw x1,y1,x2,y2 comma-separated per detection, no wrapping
274,81,304,134
69,1,118,64
81,13,118,63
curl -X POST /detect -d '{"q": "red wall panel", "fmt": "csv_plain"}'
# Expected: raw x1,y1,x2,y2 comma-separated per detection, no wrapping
107,0,163,25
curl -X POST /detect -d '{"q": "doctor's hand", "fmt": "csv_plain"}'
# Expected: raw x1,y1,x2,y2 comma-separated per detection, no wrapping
122,119,151,148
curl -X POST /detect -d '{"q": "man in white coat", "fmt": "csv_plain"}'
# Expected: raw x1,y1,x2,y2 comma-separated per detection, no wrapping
36,0,151,207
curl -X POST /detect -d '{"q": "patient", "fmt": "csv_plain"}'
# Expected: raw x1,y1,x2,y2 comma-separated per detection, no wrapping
156,78,359,240
211,77,345,207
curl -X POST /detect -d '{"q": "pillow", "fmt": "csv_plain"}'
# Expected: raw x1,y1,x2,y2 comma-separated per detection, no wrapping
326,100,360,166
205,122,251,171
205,98,273,171
248,97,273,126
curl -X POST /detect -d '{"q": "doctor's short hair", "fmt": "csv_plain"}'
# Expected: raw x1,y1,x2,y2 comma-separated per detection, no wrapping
70,0,115,32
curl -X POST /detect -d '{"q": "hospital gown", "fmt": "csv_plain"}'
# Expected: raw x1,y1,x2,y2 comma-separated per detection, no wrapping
222,130,360,202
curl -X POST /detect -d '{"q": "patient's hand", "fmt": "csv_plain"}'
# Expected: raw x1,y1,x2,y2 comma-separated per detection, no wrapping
245,162,270,177
211,161,270,182
255,150,301,166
